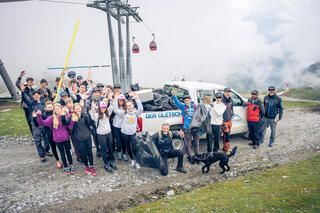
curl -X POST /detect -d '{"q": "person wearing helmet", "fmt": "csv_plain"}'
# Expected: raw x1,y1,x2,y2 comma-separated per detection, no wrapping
171,90,198,164
247,90,264,149
221,87,234,155
260,86,283,147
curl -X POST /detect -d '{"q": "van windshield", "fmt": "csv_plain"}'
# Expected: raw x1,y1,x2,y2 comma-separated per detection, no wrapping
163,84,188,102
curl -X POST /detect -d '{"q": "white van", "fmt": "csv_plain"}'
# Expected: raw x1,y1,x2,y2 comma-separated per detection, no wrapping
138,81,248,151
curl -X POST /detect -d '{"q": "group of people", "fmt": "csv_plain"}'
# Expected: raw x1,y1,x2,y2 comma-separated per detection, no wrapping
16,69,145,175
15,69,283,177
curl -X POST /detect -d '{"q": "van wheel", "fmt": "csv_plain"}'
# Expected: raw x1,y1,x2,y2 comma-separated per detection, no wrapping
172,138,186,152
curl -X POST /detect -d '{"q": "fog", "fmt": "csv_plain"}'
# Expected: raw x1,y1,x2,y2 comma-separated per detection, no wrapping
1,0,320,91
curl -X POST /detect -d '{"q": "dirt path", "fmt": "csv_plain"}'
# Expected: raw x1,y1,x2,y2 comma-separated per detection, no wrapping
1,108,320,213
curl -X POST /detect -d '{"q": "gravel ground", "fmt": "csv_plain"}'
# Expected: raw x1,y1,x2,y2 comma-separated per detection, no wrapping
1,108,320,213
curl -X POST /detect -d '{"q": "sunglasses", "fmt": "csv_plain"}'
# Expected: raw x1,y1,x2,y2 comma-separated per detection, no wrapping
216,97,222,99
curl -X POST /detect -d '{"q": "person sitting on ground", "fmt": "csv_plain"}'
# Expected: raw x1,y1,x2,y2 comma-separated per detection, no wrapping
152,122,187,176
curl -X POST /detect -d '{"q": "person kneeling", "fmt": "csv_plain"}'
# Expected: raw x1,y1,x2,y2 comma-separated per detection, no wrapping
152,123,187,176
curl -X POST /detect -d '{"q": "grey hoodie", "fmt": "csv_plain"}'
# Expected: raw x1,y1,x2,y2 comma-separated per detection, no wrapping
89,102,114,135
114,99,143,135
112,101,125,128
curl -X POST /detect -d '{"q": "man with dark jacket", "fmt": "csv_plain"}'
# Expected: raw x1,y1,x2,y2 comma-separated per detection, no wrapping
260,86,283,147
221,87,234,155
39,79,52,103
152,123,187,176
20,84,51,162
247,90,265,149
16,71,34,135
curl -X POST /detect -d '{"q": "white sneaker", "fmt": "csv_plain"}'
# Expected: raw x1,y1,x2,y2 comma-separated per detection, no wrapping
135,162,140,170
129,160,135,168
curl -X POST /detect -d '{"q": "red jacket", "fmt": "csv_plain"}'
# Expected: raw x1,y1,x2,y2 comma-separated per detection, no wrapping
247,99,264,122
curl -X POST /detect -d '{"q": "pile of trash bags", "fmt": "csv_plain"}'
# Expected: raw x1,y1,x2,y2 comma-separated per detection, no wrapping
143,89,178,111
135,132,164,169
189,104,212,134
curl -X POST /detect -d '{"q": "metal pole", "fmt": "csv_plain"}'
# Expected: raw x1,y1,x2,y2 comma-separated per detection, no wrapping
0,59,19,101
126,15,133,87
117,7,127,93
106,3,120,85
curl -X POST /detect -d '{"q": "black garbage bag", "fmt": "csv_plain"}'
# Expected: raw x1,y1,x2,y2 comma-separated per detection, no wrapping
190,104,212,134
135,132,164,169
130,83,140,91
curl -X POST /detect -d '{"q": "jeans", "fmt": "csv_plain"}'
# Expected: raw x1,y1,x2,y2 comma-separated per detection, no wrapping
260,117,277,143
56,140,73,168
97,133,114,165
78,138,93,167
206,125,221,152
160,150,184,176
248,121,260,146
122,133,137,160
113,127,126,154
32,125,50,158
183,128,200,156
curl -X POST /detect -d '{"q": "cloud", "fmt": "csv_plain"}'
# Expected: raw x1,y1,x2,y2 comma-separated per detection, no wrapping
0,0,319,90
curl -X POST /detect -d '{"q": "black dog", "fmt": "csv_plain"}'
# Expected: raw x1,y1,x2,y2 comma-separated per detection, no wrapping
192,146,237,174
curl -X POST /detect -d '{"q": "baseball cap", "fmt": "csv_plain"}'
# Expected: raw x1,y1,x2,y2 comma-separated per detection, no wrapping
92,87,100,93
118,94,126,100
77,75,83,80
61,91,68,97
114,84,121,89
224,87,231,92
99,101,107,109
183,94,191,100
67,71,76,78
268,86,275,91
251,90,258,95
40,79,47,84
215,92,223,98
96,83,104,88
32,90,40,95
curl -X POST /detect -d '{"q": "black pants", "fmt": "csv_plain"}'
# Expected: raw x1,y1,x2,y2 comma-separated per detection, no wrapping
113,127,126,154
78,138,94,167
24,108,33,135
248,121,260,145
122,133,137,160
97,133,114,165
160,150,184,176
56,140,73,168
70,133,82,161
48,133,59,161
92,133,100,153
206,125,221,152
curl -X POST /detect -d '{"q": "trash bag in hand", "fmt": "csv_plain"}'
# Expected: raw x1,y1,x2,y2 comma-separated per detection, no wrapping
135,132,164,169
189,104,212,134
130,83,140,91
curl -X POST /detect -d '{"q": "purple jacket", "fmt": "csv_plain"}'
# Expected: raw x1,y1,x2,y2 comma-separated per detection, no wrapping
37,114,74,142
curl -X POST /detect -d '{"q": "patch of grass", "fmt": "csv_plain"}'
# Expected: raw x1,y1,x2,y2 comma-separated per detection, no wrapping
124,156,320,213
282,100,320,109
0,109,31,137
289,88,320,101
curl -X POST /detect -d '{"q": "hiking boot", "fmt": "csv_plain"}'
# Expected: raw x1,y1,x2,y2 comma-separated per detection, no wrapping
96,150,101,158
123,154,129,161
104,164,113,173
45,152,53,157
253,145,259,149
90,167,97,176
135,162,141,170
268,142,274,147
70,165,76,174
248,142,254,146
84,166,90,174
187,156,195,164
40,157,46,163
57,161,62,168
176,167,187,174
64,167,71,175
110,161,118,170
129,160,135,168
117,152,123,160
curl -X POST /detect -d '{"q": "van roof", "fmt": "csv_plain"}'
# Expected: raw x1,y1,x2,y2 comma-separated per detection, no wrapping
164,81,226,91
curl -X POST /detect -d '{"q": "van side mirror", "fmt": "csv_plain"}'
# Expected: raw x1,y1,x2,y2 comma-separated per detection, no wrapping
212,97,216,102
242,101,247,107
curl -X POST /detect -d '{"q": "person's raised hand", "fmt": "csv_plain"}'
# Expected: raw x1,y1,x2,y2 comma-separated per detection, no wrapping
32,111,37,117
171,90,175,95
36,110,42,115
79,99,84,107
128,90,134,97
91,101,96,110
19,82,26,91
178,130,184,138
19,71,26,78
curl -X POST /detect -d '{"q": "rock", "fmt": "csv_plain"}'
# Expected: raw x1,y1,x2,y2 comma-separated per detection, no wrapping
244,180,249,183
167,189,175,196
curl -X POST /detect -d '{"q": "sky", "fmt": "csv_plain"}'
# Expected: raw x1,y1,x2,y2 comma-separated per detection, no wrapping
0,0,320,90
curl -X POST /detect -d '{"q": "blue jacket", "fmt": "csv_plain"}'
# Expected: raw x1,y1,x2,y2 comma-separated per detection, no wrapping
173,95,196,130
263,94,283,120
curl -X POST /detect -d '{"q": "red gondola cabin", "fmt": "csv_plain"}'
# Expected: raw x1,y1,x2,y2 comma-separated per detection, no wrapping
132,43,140,53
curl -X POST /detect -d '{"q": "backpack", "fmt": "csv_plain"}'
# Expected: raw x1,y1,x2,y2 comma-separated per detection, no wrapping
182,104,196,124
